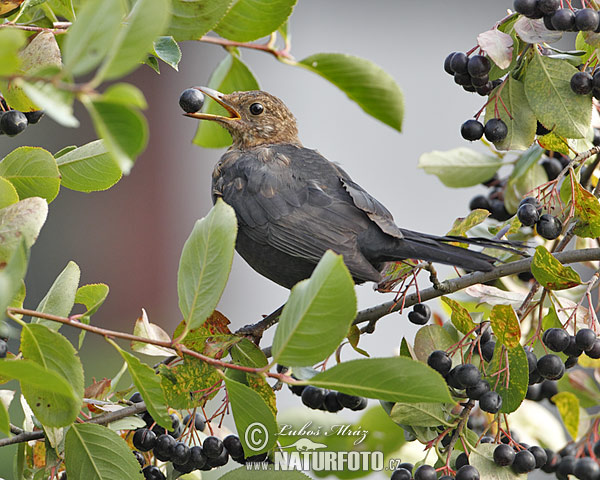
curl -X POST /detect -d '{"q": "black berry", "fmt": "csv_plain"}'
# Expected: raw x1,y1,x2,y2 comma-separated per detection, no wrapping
391,468,412,480
171,442,191,465
543,328,570,352
586,339,600,358
414,465,437,480
24,110,44,124
133,450,145,467
428,350,452,376
536,121,551,135
456,452,470,469
517,203,540,227
142,466,165,480
450,53,469,74
494,443,516,466
133,428,156,452
224,435,244,459
456,465,479,480
182,412,205,432
552,8,576,30
301,386,326,409
537,214,562,240
514,0,539,16
513,450,537,473
189,445,208,469
539,0,560,14
153,434,175,462
337,392,363,410
469,195,490,211
408,303,431,325
467,55,491,78
529,445,548,469
129,391,143,404
203,436,224,459
466,379,491,400
484,118,508,143
444,52,457,75
481,340,496,362
179,88,205,114
541,157,562,180
324,391,343,412
207,447,229,467
564,335,584,357
575,328,597,351
571,71,594,95
479,390,502,413
455,363,481,388
575,8,599,31
537,354,566,380
461,119,484,141
0,110,27,136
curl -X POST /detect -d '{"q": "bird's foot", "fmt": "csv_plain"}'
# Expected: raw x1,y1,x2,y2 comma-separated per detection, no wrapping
235,304,284,345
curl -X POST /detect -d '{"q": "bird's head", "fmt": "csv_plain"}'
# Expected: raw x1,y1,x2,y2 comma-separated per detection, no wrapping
184,87,300,150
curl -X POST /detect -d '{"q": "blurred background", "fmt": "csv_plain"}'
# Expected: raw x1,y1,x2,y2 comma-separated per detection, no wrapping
0,1,513,478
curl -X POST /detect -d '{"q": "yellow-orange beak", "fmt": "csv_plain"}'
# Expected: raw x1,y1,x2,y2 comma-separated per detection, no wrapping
183,87,241,122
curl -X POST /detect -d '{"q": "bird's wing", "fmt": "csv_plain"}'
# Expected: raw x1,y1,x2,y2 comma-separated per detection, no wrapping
332,164,404,240
212,145,383,282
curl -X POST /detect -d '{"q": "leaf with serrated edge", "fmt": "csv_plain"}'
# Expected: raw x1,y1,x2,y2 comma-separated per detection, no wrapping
478,28,513,69
65,423,144,479
484,77,536,151
298,53,403,132
153,36,181,71
552,391,580,439
271,250,356,366
131,309,175,356
115,347,171,429
524,52,592,139
531,245,581,290
177,199,237,337
390,402,449,427
0,147,60,202
418,148,503,188
21,324,83,427
194,54,260,148
490,304,521,349
441,297,476,335
57,140,122,193
309,357,453,403
0,197,47,265
224,376,277,455
214,0,296,42
32,261,80,331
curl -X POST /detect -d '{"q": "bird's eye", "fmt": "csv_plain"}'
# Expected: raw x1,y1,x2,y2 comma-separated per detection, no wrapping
249,103,264,115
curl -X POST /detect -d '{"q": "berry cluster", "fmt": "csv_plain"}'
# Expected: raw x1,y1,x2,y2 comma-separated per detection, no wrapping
427,337,502,415
444,52,500,97
460,118,508,143
179,88,205,114
290,383,368,412
128,392,260,478
0,99,44,137
515,0,600,32
517,197,563,240
408,303,431,325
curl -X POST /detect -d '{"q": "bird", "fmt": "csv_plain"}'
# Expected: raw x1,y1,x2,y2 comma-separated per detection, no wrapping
184,87,515,289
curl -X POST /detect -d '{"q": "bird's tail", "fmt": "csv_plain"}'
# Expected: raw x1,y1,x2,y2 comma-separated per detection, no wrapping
393,229,524,272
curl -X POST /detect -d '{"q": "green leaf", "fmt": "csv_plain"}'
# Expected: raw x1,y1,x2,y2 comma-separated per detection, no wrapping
485,344,528,413
214,0,296,42
0,392,10,436
160,357,221,408
571,181,600,238
224,376,278,455
230,338,269,368
193,54,260,148
531,245,581,290
0,197,47,265
168,0,232,41
33,261,80,331
97,0,171,81
116,347,171,429
524,51,592,139
57,140,122,192
20,324,83,427
0,177,19,209
65,423,144,479
418,148,503,188
85,99,148,175
75,284,109,318
390,402,450,427
440,297,476,335
219,467,311,479
413,325,456,362
489,304,521,349
309,357,453,403
62,0,125,76
18,79,79,128
0,147,60,202
153,36,181,71
484,77,536,151
552,391,579,439
298,53,404,132
144,55,160,74
271,251,357,366
446,210,490,237
0,28,26,76
0,241,29,320
177,199,237,336
102,83,148,109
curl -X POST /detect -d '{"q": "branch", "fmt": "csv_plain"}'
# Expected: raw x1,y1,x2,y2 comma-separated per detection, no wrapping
353,248,600,330
0,401,148,447
197,35,294,61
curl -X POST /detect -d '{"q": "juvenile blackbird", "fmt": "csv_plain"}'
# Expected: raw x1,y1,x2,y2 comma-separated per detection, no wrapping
185,88,511,289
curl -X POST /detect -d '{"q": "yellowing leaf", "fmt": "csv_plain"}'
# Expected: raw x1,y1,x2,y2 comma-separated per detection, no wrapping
531,246,581,290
